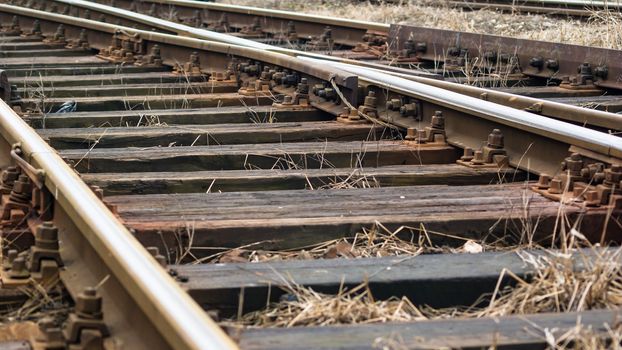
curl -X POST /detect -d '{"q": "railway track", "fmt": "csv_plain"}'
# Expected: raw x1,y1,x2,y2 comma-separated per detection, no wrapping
0,2,620,350
45,0,622,117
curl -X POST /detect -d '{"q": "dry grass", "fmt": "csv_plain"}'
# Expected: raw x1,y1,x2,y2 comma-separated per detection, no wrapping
217,0,622,50
227,281,427,328
224,225,622,335
0,278,69,325
199,221,490,264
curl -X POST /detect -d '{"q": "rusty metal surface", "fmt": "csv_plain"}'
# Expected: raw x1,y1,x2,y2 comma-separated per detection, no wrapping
390,24,622,91
306,57,622,175
29,0,622,132
0,3,621,350
0,96,237,349
104,0,388,47
0,4,359,102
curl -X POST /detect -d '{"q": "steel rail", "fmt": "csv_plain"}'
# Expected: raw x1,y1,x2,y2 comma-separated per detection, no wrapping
48,0,275,50
0,4,359,100
348,64,622,131
0,4,368,349
0,97,238,349
41,0,438,80
301,57,622,174
106,0,622,91
38,0,622,131
117,0,389,33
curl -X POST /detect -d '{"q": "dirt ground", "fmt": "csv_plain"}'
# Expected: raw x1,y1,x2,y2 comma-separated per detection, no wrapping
217,0,622,49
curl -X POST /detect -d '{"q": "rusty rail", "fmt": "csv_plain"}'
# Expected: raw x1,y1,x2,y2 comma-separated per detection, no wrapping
0,2,622,349
17,0,622,132
0,99,237,349
303,57,622,175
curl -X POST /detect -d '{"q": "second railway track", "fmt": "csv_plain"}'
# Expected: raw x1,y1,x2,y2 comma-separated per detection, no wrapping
0,2,621,350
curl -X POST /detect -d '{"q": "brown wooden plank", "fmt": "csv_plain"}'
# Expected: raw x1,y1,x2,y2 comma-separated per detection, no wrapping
82,164,523,195
39,122,379,149
25,106,328,129
177,248,613,313
106,183,586,254
5,65,169,78
21,92,274,112
0,49,92,58
60,141,459,172
0,55,108,69
236,309,622,350
16,81,237,98
12,71,207,87
0,41,66,50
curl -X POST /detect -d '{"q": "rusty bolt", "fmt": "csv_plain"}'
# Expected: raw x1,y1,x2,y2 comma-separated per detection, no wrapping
471,150,485,165
286,21,296,35
415,42,427,53
35,222,59,251
296,78,309,94
399,103,418,118
9,257,30,279
385,99,401,111
150,44,161,59
483,51,497,62
403,39,415,54
585,190,600,207
260,66,271,81
281,95,294,105
548,178,563,194
405,128,416,141
562,153,583,175
1,166,20,187
545,59,559,70
536,174,551,189
77,29,88,46
431,111,445,129
604,164,622,186
31,20,41,35
320,26,332,41
594,65,608,79
76,287,103,320
529,57,544,69
54,24,65,39
36,316,64,345
9,17,20,32
487,129,504,149
3,249,17,271
415,130,427,144
11,174,31,203
251,17,261,31
577,62,592,75
460,147,474,162
364,91,377,108
190,52,200,65
347,108,360,121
